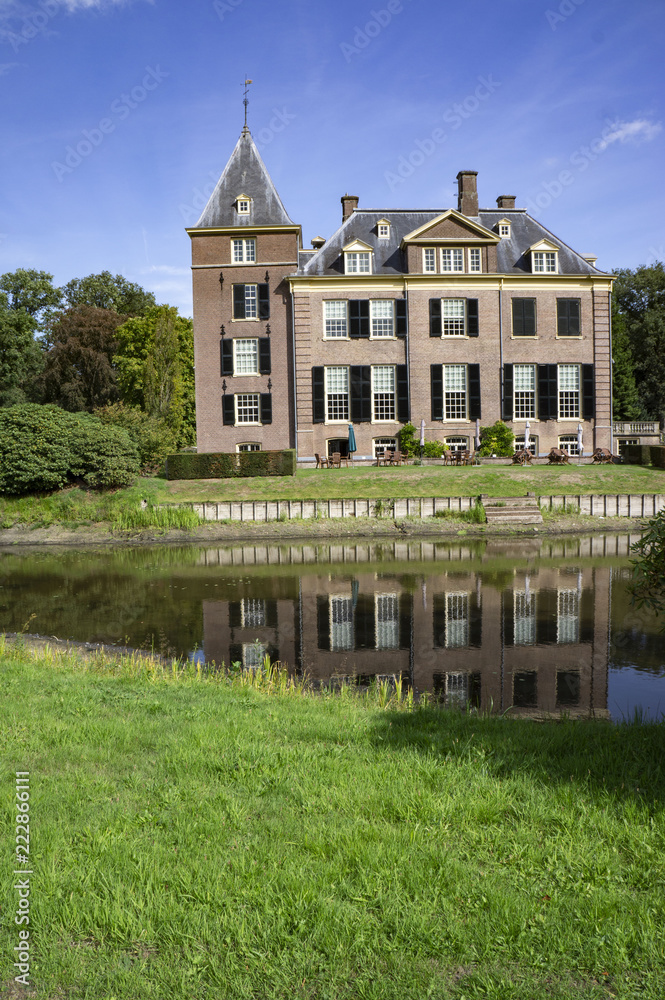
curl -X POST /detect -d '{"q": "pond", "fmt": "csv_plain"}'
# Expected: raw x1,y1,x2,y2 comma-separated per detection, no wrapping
1,532,663,722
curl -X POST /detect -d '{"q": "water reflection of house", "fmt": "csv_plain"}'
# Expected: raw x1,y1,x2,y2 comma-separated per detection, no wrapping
200,552,611,717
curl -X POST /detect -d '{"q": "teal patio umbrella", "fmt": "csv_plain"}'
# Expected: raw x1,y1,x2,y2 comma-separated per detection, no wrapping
348,423,357,461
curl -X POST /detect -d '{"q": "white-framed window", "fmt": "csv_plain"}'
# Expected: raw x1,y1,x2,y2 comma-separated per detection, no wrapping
324,300,348,338
558,364,580,419
444,435,469,452
377,222,390,239
375,593,399,649
445,592,469,648
370,300,394,338
532,251,557,273
235,393,260,425
232,238,256,263
423,248,436,272
441,672,470,708
373,437,397,458
242,641,264,669
237,442,261,452
330,596,354,651
513,590,536,645
514,435,537,455
499,223,511,237
443,365,467,420
557,588,579,644
236,197,251,215
442,299,466,337
233,338,258,375
617,438,638,455
345,251,371,274
441,248,464,272
241,598,266,628
241,284,257,319
514,364,536,420
558,434,580,456
468,247,482,272
325,366,349,422
372,365,396,421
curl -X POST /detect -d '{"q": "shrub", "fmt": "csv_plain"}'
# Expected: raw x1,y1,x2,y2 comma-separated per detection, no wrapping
423,440,444,458
479,420,514,457
0,404,139,495
399,423,443,458
166,450,296,480
94,402,178,473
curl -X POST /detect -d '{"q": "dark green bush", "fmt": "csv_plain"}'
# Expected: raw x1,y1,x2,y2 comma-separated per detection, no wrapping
399,423,443,458
479,420,514,457
94,402,178,472
623,444,654,466
0,404,139,495
166,449,296,480
650,445,665,469
423,440,444,458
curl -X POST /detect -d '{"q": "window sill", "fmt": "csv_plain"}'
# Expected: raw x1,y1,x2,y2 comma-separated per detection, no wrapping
231,317,261,323
555,335,583,339
510,334,538,339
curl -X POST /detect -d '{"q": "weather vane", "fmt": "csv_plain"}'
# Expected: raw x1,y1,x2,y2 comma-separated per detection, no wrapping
243,78,252,128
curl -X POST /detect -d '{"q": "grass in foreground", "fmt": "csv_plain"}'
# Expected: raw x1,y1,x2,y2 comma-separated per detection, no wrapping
1,643,664,999
0,463,663,529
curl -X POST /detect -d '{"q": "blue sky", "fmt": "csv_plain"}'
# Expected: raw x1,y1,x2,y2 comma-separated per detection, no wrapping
1,0,663,317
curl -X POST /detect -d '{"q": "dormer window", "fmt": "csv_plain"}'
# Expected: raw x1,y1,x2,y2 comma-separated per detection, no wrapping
533,251,557,273
377,219,390,239
236,194,251,215
498,221,511,238
343,239,373,274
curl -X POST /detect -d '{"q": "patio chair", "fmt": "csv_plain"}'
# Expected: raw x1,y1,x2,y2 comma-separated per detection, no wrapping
315,453,329,469
330,452,341,468
442,449,453,466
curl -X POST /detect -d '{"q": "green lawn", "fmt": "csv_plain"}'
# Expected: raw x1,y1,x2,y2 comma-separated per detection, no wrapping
2,644,664,999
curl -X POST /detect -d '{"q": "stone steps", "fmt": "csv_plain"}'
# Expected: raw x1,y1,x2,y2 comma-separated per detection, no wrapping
481,494,544,525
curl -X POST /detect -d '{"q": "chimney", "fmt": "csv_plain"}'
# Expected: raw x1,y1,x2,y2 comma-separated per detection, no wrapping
456,171,478,216
311,236,326,250
341,194,359,222
496,194,516,210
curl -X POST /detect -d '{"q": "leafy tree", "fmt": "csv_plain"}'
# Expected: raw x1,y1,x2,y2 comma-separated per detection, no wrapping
0,404,139,494
479,420,514,457
0,268,62,322
115,305,195,445
36,306,123,412
95,402,178,473
0,294,44,405
613,262,665,423
61,271,156,317
631,510,665,618
611,309,642,420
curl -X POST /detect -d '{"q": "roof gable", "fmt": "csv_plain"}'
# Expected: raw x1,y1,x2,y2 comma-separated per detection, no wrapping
402,209,498,244
194,127,294,229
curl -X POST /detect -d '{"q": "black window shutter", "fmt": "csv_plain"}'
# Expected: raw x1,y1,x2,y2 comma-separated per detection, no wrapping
258,338,271,374
512,298,523,336
468,364,481,419
395,299,407,338
260,394,272,424
221,338,233,376
317,596,330,650
398,593,412,650
396,365,409,422
266,600,278,629
469,593,482,648
503,363,514,420
258,284,270,320
536,589,559,645
430,364,443,420
429,298,442,337
222,394,235,425
312,367,325,423
538,364,557,420
524,298,536,335
228,643,243,667
582,364,595,418
353,594,375,650
502,590,514,647
557,298,580,336
228,602,241,628
233,285,245,319
349,300,370,338
432,594,446,648
350,365,371,422
467,298,479,337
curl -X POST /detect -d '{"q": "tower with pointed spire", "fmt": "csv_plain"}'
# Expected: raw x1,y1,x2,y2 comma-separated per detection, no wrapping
187,127,301,453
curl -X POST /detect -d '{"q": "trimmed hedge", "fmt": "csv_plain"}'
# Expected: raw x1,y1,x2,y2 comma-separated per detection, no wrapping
166,449,296,480
623,444,665,468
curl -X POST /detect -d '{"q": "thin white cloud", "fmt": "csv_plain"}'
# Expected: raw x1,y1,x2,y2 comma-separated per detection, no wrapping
143,264,190,277
598,118,662,151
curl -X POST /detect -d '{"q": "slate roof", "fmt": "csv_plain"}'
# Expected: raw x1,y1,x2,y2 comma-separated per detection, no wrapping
298,208,609,277
194,127,295,229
